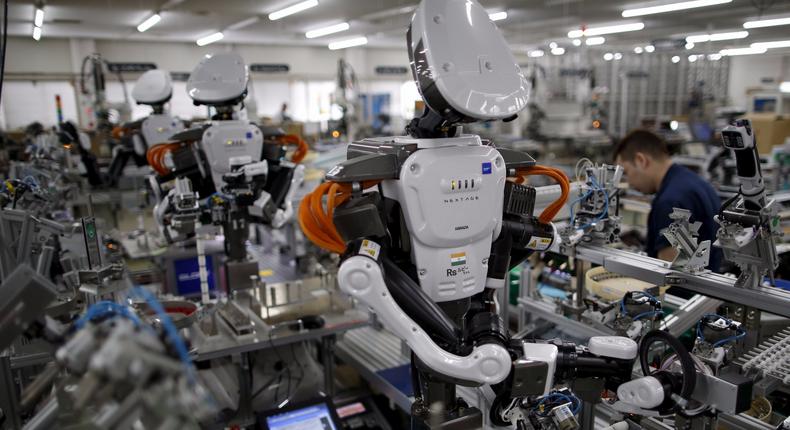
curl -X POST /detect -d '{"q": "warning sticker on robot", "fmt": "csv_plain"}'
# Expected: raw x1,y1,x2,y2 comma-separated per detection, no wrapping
359,240,381,260
526,237,552,251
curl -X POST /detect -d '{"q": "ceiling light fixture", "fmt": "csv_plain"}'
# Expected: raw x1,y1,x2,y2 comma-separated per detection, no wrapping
137,13,161,32
622,0,731,17
744,16,790,29
586,36,605,45
226,16,260,31
269,0,319,21
751,39,790,49
720,46,767,56
196,32,224,46
568,22,644,38
671,55,680,63
528,49,545,57
34,7,44,27
634,46,643,53
551,47,566,55
688,54,698,62
328,36,368,50
708,53,722,60
306,22,349,38
32,25,41,41
685,42,695,49
614,52,623,60
489,11,508,21
686,30,748,43
604,52,614,61
781,81,790,93
572,38,582,46
645,45,655,52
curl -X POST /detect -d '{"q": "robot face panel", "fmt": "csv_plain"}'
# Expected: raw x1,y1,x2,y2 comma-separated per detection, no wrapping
132,70,173,105
408,0,529,121
187,52,249,105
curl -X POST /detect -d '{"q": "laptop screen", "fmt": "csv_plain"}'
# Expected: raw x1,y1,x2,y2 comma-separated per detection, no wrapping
265,402,338,430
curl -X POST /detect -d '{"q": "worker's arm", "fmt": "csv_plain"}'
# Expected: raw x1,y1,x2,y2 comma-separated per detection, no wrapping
657,246,678,262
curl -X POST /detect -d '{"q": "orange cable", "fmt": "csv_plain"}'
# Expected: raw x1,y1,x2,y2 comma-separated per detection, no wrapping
278,134,309,164
298,180,380,254
516,165,570,224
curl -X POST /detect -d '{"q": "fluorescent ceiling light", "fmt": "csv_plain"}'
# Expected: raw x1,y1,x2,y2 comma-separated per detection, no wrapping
781,81,790,93
528,49,545,57
604,52,614,61
551,47,565,55
549,41,558,49
328,36,367,50
196,32,224,46
489,11,507,21
586,36,605,45
686,30,748,43
645,44,655,52
571,38,581,46
688,54,698,62
306,22,349,38
137,14,161,32
671,55,680,63
34,8,44,27
708,53,722,60
634,46,643,53
614,52,623,60
568,22,644,38
751,40,790,49
32,26,41,41
720,46,766,56
269,0,318,21
622,0,731,17
744,17,790,29
685,42,695,49
226,16,260,31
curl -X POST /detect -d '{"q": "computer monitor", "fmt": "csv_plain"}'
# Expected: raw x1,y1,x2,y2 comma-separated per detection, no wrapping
260,399,341,430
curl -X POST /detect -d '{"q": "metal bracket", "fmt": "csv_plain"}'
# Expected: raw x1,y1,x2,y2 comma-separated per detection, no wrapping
661,208,710,274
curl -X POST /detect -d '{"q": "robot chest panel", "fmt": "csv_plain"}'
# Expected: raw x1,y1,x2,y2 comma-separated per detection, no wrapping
391,146,505,302
396,145,506,246
142,115,184,147
201,121,263,177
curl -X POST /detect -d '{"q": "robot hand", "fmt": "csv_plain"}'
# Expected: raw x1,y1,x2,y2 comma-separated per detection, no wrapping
153,176,200,243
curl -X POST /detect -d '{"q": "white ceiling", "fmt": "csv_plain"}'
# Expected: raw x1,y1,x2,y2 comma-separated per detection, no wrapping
7,0,790,54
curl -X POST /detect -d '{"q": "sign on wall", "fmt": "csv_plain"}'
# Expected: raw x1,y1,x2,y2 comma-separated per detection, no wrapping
250,64,290,73
375,66,409,75
106,63,157,73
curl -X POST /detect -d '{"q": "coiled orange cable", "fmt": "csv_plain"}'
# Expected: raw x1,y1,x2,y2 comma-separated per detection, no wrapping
278,134,309,164
515,165,570,224
146,142,182,176
298,180,380,254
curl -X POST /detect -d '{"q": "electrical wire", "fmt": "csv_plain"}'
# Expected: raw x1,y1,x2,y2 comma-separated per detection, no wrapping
696,313,747,348
536,392,581,416
73,301,144,330
515,165,570,224
277,134,309,164
576,175,609,230
146,142,182,176
128,286,197,385
298,180,381,254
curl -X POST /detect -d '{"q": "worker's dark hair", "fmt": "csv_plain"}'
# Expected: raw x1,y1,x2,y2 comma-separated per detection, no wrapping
614,129,670,162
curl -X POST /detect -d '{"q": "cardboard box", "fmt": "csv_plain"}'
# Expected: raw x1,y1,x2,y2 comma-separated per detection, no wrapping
745,113,790,155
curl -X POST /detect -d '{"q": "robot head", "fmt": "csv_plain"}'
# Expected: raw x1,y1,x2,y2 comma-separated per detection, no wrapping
187,52,248,107
132,70,173,106
407,0,529,123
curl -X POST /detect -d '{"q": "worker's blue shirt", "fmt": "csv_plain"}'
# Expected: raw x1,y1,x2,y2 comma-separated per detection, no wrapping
647,164,722,272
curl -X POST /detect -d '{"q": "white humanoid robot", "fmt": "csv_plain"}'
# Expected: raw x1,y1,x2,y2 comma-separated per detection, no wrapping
301,1,700,428
108,69,185,186
151,52,305,286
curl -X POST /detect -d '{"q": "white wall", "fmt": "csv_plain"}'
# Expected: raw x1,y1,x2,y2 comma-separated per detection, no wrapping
727,52,790,111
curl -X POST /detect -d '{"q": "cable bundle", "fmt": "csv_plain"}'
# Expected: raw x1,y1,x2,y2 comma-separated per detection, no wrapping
515,165,570,224
146,142,183,176
298,180,380,254
277,134,309,164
